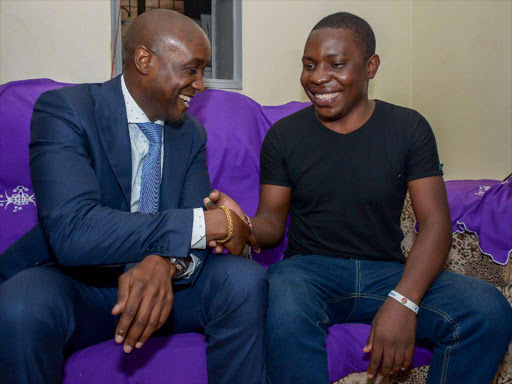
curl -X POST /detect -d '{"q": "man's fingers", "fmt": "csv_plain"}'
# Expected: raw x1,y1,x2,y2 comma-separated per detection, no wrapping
204,197,218,210
363,325,375,353
390,347,404,375
123,294,155,353
367,341,383,379
248,233,260,253
112,274,129,315
114,284,143,346
135,302,163,349
378,345,395,376
136,286,174,349
158,296,173,330
402,346,414,370
209,189,220,202
208,240,225,253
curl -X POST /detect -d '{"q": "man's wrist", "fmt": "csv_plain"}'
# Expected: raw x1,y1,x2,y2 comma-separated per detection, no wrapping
244,214,253,233
204,209,228,242
393,280,428,304
216,206,234,244
388,290,420,315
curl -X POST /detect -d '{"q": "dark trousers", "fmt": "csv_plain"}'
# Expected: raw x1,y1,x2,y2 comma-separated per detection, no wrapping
266,255,512,384
0,254,268,384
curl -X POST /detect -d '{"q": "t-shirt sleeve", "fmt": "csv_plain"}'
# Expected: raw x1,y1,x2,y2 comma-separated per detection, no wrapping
260,125,291,187
405,114,444,182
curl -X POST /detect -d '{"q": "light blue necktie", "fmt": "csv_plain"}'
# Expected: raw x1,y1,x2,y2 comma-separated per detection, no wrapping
125,122,162,271
138,122,162,214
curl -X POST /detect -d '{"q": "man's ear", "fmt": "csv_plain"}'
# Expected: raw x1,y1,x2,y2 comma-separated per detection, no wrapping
134,46,155,75
367,54,380,80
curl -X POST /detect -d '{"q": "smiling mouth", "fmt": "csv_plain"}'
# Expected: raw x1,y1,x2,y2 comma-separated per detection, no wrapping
314,92,341,101
178,93,192,107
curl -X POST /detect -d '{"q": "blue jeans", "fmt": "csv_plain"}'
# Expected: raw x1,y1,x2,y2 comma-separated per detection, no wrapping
266,255,512,384
0,254,268,384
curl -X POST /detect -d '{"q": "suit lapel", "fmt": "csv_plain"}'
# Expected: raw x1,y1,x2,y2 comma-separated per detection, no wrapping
159,122,190,210
95,76,132,207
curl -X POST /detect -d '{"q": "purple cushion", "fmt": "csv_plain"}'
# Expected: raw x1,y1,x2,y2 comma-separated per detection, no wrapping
0,79,433,383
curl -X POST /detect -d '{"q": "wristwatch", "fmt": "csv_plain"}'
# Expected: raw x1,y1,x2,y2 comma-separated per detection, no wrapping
169,257,187,279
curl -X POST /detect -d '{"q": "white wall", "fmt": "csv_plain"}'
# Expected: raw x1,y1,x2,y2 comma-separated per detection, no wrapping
0,0,111,84
411,0,512,180
241,0,412,108
0,0,510,180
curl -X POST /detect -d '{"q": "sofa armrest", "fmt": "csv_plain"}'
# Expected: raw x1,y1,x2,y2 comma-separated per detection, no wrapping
400,193,511,287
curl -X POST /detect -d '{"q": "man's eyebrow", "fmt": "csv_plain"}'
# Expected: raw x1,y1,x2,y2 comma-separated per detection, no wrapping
184,58,208,66
302,53,345,61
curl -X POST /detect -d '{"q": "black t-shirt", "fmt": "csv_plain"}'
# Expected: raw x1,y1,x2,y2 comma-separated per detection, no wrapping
260,100,443,262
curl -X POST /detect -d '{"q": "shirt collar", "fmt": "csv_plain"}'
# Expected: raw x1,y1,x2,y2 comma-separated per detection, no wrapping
121,75,164,126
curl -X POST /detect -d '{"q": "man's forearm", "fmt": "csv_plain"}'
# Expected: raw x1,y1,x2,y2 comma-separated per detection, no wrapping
41,203,196,266
251,215,286,249
394,218,452,304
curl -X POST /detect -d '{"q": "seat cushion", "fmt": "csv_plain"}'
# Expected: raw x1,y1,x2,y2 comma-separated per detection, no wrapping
62,324,433,384
63,333,208,384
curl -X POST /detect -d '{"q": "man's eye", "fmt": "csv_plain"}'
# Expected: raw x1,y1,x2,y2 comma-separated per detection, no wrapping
187,68,197,75
302,64,315,71
332,63,345,69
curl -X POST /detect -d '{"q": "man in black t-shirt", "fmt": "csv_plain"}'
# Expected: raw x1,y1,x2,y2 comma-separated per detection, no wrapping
206,12,512,384
261,100,442,264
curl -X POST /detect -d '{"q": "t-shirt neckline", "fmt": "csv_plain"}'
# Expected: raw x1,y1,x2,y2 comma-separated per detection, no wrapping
311,99,380,138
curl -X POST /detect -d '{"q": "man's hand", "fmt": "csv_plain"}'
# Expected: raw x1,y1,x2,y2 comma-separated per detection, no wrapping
111,254,176,353
363,298,417,379
204,190,260,254
204,189,245,220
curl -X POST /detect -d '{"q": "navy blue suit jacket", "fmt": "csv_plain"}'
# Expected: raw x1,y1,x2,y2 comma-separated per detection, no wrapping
0,76,210,284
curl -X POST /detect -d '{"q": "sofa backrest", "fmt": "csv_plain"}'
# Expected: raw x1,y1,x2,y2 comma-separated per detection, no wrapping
188,90,309,266
0,79,71,254
0,79,309,267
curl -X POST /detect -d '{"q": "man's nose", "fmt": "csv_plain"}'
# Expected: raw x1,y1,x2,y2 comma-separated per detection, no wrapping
310,65,329,85
192,76,205,93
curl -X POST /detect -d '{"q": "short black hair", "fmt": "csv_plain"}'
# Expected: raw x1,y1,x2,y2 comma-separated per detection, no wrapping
312,12,376,60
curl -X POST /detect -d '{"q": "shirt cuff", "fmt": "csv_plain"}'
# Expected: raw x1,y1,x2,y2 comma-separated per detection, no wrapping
191,208,206,249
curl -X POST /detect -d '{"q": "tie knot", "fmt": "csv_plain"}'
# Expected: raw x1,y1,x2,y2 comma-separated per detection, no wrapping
137,122,162,145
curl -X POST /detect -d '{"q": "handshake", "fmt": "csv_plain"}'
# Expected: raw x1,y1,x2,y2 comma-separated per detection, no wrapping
203,190,260,257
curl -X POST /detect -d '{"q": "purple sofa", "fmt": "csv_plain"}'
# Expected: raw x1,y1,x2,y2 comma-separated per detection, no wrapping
2,79,510,383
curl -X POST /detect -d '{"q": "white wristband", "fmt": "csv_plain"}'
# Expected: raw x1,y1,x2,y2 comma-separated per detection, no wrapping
388,290,419,315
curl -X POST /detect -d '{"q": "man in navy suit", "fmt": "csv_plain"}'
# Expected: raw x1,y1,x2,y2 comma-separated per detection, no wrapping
0,10,267,384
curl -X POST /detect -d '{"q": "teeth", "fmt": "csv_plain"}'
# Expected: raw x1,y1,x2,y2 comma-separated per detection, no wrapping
179,94,192,105
315,92,340,100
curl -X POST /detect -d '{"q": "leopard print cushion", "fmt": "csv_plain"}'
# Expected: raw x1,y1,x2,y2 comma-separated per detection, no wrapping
333,366,429,384
493,285,512,384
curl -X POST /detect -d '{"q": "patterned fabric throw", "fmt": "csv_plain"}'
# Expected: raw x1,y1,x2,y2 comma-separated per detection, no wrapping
125,122,162,271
